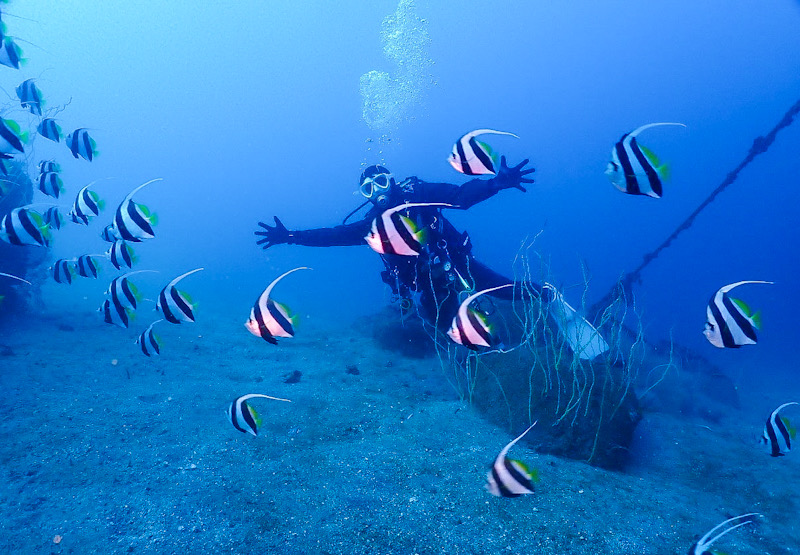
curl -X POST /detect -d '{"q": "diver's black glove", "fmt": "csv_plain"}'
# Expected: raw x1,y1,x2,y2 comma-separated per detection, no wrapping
255,216,292,249
492,156,535,192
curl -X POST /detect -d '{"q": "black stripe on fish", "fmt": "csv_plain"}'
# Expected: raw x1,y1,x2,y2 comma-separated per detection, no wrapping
126,201,153,240
267,299,293,337
169,287,194,321
615,137,640,195
708,296,737,348
467,309,492,349
0,121,23,152
455,139,473,175
253,301,278,344
148,329,160,355
81,131,93,161
229,402,249,433
390,211,422,254
468,135,494,174
721,294,757,344
18,210,44,246
375,216,396,255
503,458,534,493
490,465,518,498
239,401,259,435
765,418,784,457
158,289,181,323
2,213,22,245
628,137,662,197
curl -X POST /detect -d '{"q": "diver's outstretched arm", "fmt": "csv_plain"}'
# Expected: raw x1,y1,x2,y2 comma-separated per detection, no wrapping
416,157,535,210
255,216,371,248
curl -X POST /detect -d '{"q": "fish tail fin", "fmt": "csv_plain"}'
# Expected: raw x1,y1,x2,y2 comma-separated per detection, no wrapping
657,162,671,181
19,130,29,143
97,199,106,211
751,310,762,329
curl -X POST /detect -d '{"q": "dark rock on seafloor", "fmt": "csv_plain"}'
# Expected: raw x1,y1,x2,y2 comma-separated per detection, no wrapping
0,160,43,324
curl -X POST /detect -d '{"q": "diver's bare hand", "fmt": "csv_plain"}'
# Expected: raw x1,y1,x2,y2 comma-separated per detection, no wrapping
255,216,291,249
494,156,535,192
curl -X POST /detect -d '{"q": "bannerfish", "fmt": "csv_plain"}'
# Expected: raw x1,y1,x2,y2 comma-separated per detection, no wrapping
448,284,513,351
0,207,51,247
69,183,104,224
0,36,23,69
0,118,27,155
65,128,98,161
156,268,203,324
75,254,101,279
38,160,61,174
112,178,160,242
43,207,65,230
0,272,31,285
365,202,453,256
605,122,686,198
689,513,760,555
704,280,773,348
51,259,76,284
486,422,540,498
107,270,154,310
245,266,311,344
761,402,798,457
107,239,136,270
37,118,62,142
100,224,121,243
449,129,519,176
228,393,291,436
99,298,133,329
38,171,64,198
135,319,163,357
16,79,43,116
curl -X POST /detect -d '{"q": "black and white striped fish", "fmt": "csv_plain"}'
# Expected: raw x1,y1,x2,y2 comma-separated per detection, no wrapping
16,79,43,116
99,298,133,328
69,183,104,224
761,402,798,457
449,129,519,176
75,255,101,278
0,37,23,69
447,284,512,351
100,224,121,243
245,267,311,344
106,270,151,310
43,207,66,230
0,207,51,247
37,118,62,142
605,122,686,198
156,268,203,324
112,178,160,242
0,117,27,155
228,393,291,436
107,239,136,269
38,171,64,198
689,513,760,555
486,422,539,498
65,128,98,161
365,202,452,256
704,280,773,348
135,319,163,357
51,259,76,284
0,272,31,285
38,160,61,174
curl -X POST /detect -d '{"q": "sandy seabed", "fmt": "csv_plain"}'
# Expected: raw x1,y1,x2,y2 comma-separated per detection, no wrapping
0,311,796,555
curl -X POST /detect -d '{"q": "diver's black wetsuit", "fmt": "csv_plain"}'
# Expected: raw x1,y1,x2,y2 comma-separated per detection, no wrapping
274,175,542,329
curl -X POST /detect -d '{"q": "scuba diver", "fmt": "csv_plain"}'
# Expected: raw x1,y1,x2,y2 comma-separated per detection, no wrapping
254,158,607,358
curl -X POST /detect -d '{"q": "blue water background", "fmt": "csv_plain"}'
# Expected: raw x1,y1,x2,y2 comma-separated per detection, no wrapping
3,0,799,380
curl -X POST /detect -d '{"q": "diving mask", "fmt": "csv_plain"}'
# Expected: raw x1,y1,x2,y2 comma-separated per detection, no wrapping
360,172,393,199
